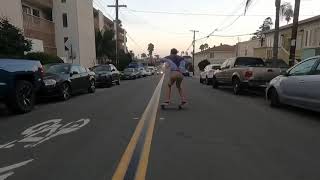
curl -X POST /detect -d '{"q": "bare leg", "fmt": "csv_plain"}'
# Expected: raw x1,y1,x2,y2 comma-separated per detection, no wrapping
178,87,186,103
164,85,172,103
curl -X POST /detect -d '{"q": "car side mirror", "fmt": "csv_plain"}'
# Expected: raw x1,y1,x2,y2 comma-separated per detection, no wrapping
280,70,289,76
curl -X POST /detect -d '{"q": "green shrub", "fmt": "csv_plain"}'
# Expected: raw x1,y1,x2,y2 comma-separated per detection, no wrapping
25,52,64,65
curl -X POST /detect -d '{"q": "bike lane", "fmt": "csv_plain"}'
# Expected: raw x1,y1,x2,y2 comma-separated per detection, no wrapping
0,76,160,180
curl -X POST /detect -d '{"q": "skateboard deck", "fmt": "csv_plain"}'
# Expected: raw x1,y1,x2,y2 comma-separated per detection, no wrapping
161,102,187,110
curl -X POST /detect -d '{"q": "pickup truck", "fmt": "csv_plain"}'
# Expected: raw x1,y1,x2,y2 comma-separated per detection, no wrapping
0,59,44,113
212,57,281,94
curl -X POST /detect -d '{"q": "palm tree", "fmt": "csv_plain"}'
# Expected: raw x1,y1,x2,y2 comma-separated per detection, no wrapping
199,44,205,51
204,43,209,50
280,2,294,24
147,43,155,58
289,0,301,66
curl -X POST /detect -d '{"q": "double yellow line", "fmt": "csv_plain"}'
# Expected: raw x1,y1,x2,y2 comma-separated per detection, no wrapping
112,75,164,180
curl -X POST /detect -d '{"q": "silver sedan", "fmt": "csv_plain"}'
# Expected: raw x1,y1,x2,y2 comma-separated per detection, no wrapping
266,56,320,112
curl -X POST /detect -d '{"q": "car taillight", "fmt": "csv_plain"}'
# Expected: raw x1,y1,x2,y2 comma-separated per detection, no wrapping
244,71,253,79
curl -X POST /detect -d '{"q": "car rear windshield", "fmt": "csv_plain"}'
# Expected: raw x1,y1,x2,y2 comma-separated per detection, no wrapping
92,66,111,72
45,64,70,74
212,66,221,70
235,57,265,67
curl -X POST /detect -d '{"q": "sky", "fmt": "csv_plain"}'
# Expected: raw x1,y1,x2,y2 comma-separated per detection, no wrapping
93,0,320,57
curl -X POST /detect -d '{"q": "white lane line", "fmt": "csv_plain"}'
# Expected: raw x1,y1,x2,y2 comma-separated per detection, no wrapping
0,159,34,180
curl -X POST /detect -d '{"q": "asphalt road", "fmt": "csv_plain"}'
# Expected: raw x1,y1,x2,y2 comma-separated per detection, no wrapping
1,74,320,180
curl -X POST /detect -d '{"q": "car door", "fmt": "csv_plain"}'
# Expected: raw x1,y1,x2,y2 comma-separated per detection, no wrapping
280,58,319,106
224,58,235,84
302,58,320,110
78,65,90,90
70,65,82,92
216,60,228,82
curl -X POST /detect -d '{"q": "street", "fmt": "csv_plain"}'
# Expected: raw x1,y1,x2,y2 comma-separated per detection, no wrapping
1,74,320,180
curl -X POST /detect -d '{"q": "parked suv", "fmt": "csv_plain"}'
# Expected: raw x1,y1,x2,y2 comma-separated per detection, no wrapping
212,57,281,94
0,59,44,113
200,64,221,85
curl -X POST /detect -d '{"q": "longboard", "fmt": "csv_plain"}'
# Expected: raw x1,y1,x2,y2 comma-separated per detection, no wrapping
161,102,187,110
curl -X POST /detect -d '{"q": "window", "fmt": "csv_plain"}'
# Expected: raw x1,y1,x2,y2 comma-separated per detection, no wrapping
70,66,80,74
221,60,228,69
305,30,309,47
235,57,265,67
61,0,66,3
62,13,68,27
315,60,320,75
79,66,87,73
210,52,214,58
32,9,40,17
64,37,69,51
289,58,318,76
22,5,31,14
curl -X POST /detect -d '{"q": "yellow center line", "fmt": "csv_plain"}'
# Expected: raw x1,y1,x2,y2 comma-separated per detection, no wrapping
112,75,164,180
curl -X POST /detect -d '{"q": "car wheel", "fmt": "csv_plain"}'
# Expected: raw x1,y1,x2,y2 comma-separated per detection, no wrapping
88,80,96,93
206,76,210,85
6,80,35,114
232,78,242,95
212,77,219,89
116,78,120,85
269,88,281,107
60,82,71,101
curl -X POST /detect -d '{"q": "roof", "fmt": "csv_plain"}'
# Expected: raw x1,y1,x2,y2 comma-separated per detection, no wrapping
195,44,236,55
264,15,320,34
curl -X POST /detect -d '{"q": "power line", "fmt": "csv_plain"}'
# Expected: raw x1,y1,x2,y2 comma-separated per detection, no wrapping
94,0,114,20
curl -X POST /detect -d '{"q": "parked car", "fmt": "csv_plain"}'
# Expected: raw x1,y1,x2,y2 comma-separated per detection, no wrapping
91,64,120,87
135,68,142,78
147,66,156,75
138,67,148,77
39,63,96,101
0,59,44,113
145,69,153,76
266,56,320,112
200,64,221,85
123,68,139,80
212,57,282,94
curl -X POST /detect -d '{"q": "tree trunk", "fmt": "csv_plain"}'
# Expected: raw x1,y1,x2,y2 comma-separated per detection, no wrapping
289,0,301,67
273,0,281,63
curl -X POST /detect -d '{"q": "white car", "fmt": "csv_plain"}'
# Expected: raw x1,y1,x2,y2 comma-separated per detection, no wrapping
147,66,156,75
145,69,153,76
200,64,221,85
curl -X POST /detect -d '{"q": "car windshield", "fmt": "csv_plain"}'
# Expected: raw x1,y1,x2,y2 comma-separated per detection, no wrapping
235,57,265,67
44,64,70,74
92,65,111,72
124,68,134,73
212,65,221,70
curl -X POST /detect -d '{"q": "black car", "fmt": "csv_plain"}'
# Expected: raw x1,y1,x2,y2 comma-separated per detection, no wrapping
91,64,120,87
39,63,96,100
0,59,44,113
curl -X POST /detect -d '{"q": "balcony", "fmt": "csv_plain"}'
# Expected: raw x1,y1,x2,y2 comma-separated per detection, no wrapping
22,0,53,9
23,13,56,55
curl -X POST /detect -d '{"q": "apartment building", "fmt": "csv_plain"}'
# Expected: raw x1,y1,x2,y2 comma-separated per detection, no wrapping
93,8,128,53
0,0,96,68
194,44,236,74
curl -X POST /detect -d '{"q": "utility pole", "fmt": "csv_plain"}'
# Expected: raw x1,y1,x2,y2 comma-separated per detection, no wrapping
190,30,199,76
108,0,127,68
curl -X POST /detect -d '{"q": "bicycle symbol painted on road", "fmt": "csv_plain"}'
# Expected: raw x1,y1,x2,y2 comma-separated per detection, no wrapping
0,118,90,149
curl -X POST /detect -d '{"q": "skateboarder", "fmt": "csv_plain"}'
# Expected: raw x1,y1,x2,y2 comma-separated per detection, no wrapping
161,48,187,107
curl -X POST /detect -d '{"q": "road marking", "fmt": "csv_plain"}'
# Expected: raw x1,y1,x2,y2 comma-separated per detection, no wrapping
0,119,90,149
0,159,33,180
112,75,164,180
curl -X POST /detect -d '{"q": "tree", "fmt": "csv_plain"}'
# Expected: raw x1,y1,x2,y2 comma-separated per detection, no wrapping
199,44,205,51
204,43,209,50
252,17,273,40
280,2,294,24
289,0,301,66
198,60,210,71
147,43,154,57
141,53,147,58
95,30,116,63
0,17,31,57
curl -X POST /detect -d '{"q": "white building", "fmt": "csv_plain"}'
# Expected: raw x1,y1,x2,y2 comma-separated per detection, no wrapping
0,0,97,68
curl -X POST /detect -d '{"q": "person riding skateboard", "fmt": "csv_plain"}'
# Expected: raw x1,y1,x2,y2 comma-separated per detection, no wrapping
161,48,187,106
